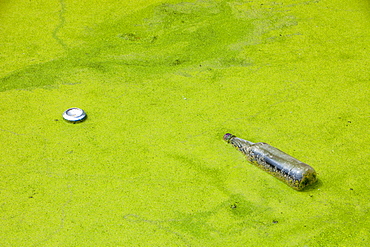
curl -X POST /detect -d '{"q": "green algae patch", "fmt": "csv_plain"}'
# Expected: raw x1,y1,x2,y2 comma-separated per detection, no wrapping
1,0,370,246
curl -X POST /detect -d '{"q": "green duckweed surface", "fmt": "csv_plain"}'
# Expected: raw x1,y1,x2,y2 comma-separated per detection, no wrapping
1,0,369,246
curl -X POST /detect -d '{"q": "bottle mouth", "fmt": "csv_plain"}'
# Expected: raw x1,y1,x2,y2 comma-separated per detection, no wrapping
223,133,234,143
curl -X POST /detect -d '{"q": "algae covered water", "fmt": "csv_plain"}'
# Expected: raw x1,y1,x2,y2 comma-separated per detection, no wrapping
1,0,369,246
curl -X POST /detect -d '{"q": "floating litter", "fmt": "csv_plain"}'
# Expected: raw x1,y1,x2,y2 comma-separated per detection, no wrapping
62,108,87,123
223,133,317,191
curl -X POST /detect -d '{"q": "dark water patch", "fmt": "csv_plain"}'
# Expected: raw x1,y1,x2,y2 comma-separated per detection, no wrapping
85,0,258,70
0,0,299,91
0,59,71,92
162,193,267,239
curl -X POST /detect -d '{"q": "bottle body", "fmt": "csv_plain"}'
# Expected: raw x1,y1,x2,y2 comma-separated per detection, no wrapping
223,133,317,190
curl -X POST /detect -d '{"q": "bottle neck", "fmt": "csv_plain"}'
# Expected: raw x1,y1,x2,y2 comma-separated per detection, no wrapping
223,133,254,148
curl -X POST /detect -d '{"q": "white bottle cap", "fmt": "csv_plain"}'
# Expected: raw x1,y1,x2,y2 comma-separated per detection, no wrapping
63,108,87,123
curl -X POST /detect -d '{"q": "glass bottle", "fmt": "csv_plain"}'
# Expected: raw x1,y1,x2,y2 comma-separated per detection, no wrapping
223,133,317,190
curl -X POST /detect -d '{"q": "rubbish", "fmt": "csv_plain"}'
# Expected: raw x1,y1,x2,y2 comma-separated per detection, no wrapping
223,133,317,190
62,108,87,123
